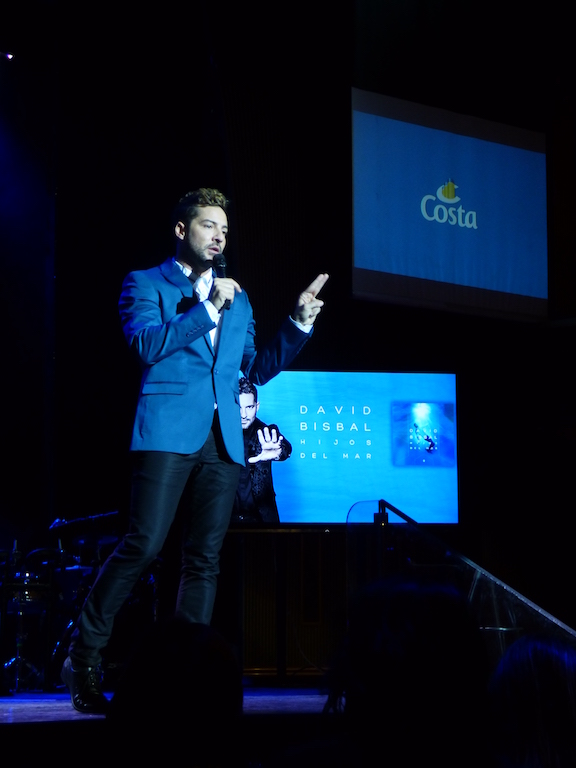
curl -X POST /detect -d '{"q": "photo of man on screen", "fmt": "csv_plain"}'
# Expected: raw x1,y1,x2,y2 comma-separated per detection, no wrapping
230,378,292,525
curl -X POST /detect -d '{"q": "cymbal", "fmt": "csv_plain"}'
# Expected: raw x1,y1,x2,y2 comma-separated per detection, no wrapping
49,511,119,530
72,534,119,548
25,547,61,563
53,564,94,576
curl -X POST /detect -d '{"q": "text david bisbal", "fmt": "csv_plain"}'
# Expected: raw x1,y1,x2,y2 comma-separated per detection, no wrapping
298,404,372,460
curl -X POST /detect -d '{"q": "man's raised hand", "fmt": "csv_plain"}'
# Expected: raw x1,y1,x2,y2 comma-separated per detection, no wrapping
292,273,329,327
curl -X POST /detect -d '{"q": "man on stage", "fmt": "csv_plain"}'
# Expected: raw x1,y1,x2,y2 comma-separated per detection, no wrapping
61,187,328,713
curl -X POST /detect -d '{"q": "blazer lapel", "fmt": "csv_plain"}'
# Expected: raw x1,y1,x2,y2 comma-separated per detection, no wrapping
161,258,194,296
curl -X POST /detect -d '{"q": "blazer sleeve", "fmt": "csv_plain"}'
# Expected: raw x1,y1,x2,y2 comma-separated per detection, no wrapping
242,316,313,387
119,267,216,365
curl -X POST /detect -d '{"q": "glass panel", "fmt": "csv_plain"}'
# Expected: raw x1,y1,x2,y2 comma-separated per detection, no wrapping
346,499,576,669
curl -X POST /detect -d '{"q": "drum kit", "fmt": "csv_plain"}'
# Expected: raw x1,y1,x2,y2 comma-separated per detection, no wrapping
0,511,158,693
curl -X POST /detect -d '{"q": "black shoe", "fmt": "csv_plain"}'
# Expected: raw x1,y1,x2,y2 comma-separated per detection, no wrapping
61,656,109,714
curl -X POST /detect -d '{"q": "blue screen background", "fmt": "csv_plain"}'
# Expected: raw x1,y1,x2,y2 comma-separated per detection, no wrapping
255,371,458,524
353,110,547,298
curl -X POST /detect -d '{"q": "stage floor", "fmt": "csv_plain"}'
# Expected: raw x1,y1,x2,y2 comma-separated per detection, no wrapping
0,687,329,724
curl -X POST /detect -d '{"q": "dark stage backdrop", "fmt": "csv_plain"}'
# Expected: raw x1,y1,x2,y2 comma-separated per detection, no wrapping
2,1,576,632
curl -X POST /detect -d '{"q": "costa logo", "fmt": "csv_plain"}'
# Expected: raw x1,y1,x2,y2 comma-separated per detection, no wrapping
420,179,478,229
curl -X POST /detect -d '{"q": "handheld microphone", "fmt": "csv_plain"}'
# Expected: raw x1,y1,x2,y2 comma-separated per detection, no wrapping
213,255,231,310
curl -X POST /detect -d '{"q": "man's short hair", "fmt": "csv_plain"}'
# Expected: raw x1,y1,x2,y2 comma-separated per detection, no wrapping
238,377,257,401
172,188,230,228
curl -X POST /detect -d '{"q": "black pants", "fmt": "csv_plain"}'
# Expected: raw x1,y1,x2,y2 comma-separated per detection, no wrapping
69,417,240,668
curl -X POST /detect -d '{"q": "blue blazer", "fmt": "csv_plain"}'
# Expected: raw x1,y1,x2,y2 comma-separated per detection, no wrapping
118,258,311,465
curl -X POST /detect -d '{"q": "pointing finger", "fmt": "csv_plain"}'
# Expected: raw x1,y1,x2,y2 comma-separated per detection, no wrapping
301,273,329,299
